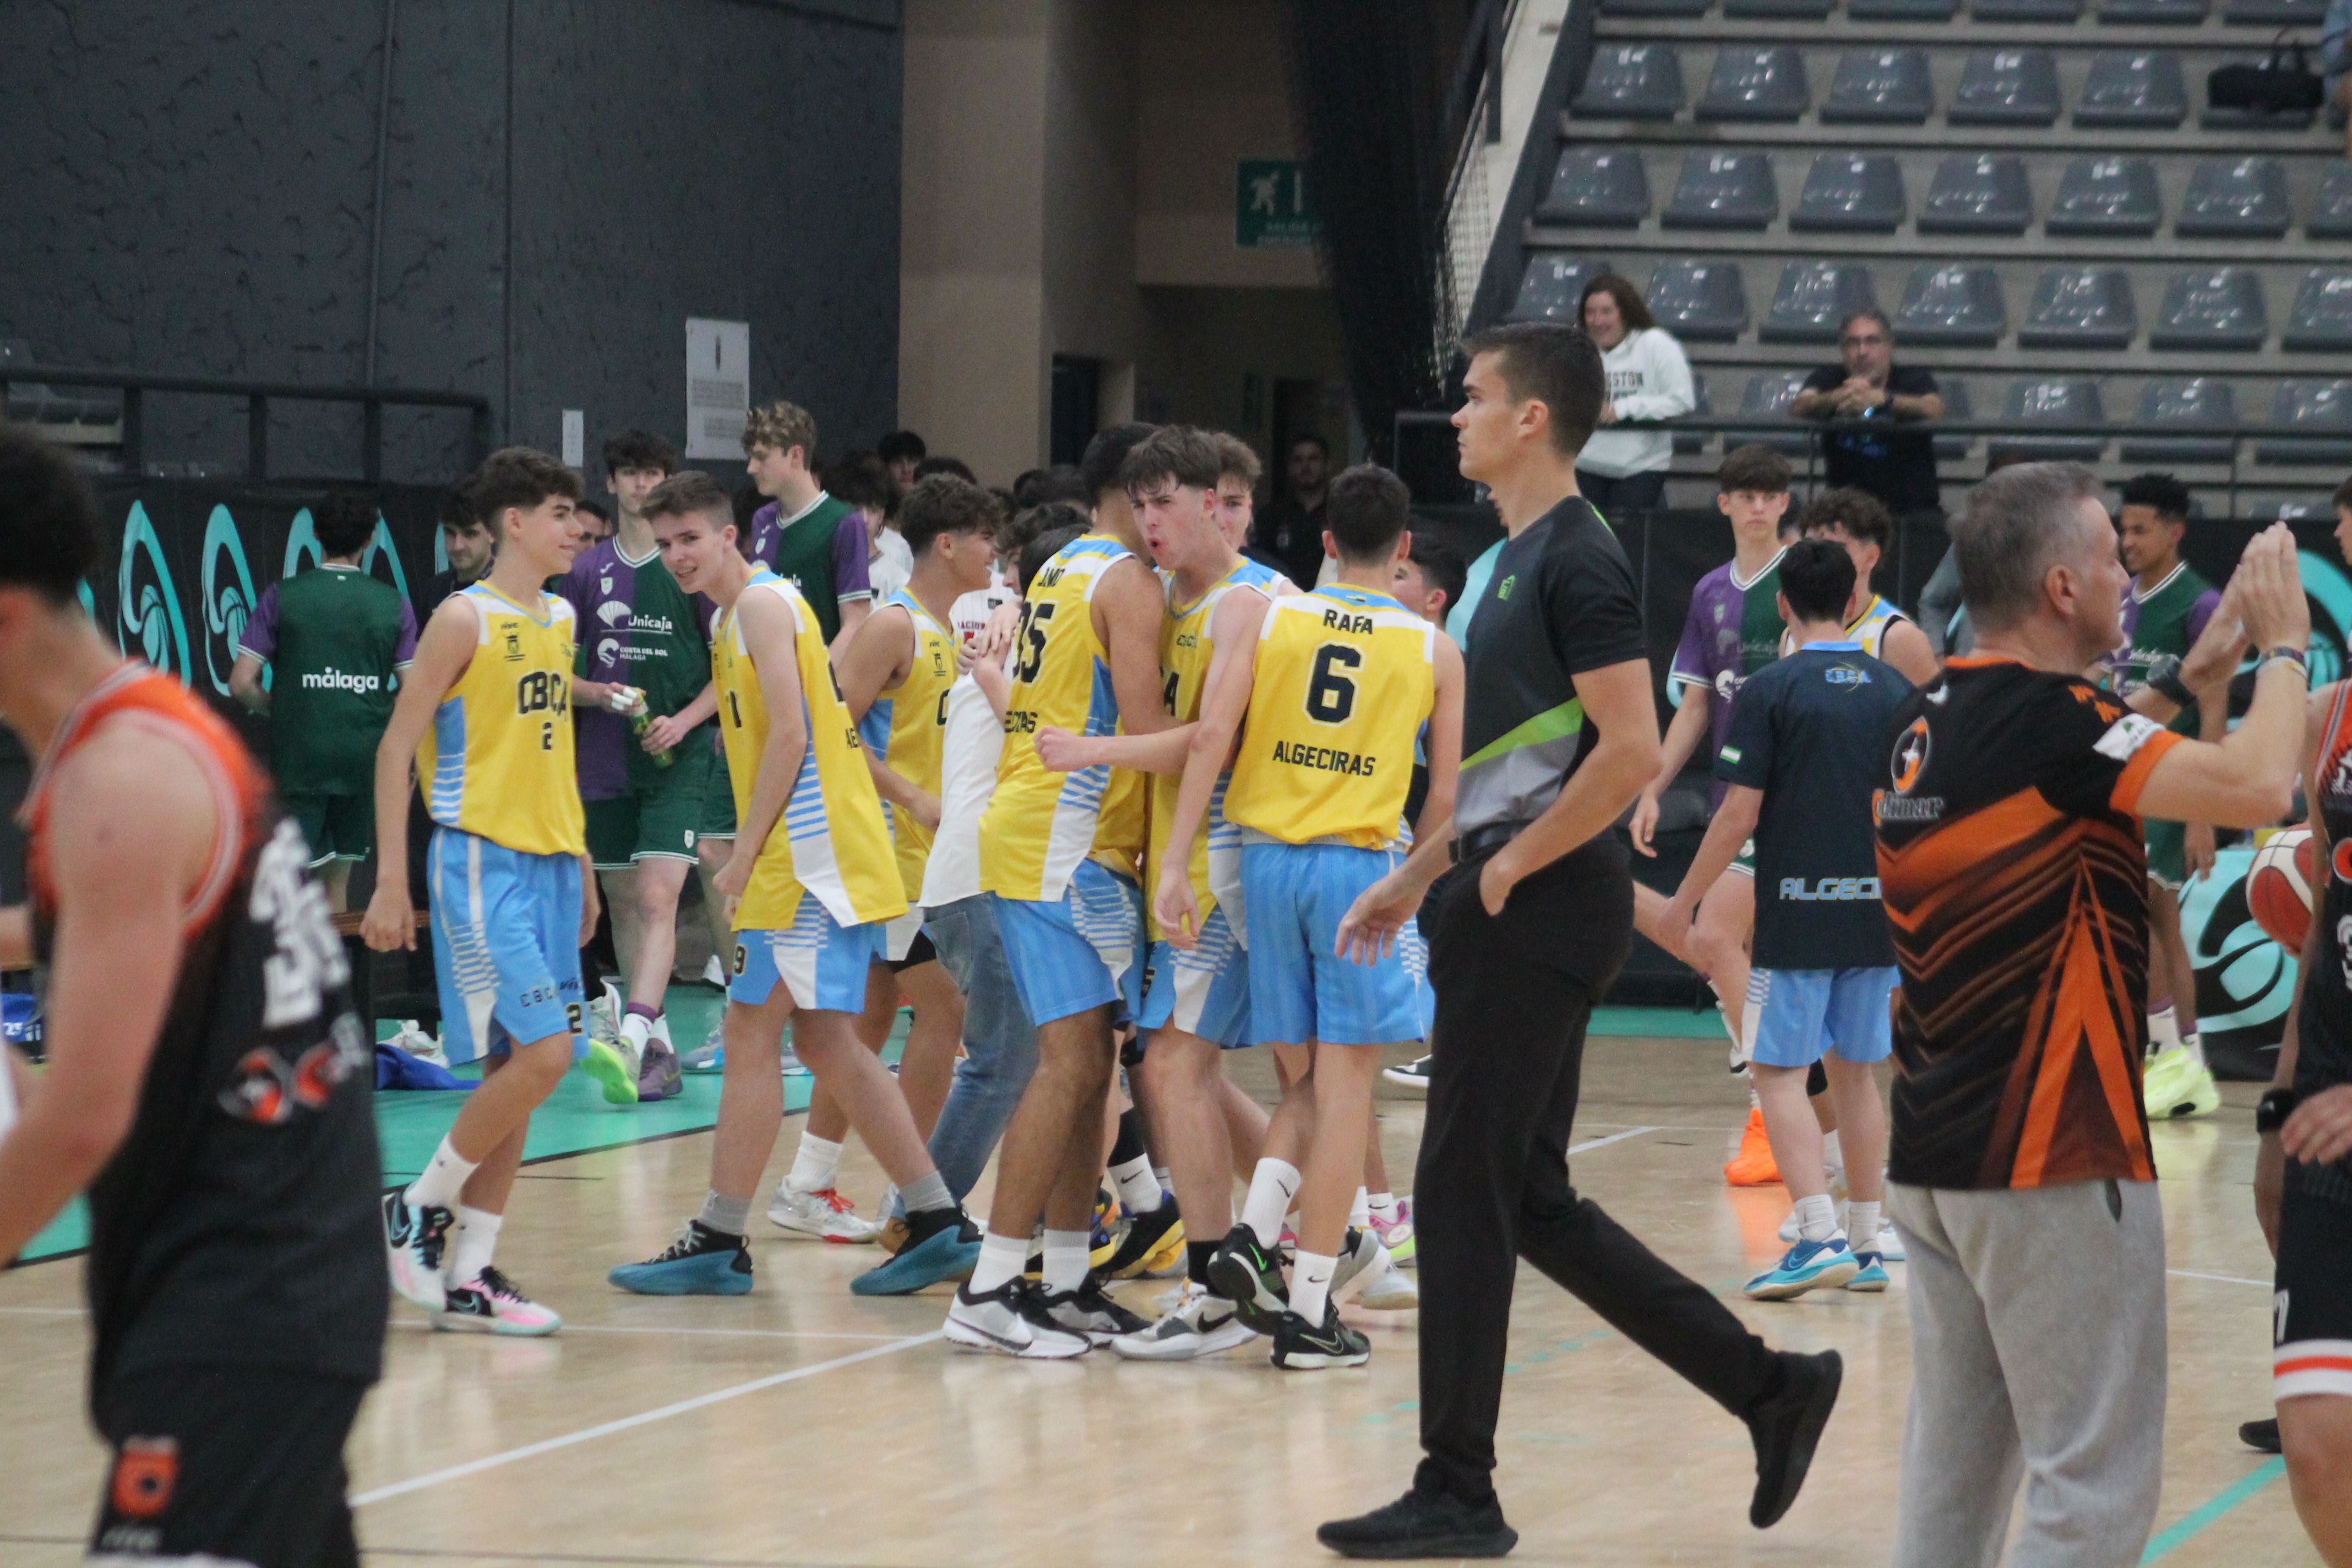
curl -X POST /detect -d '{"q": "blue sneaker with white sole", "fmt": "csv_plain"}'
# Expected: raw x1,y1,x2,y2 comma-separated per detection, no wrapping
850,1207,983,1296
1744,1237,1861,1300
1843,1252,1890,1292
609,1221,754,1295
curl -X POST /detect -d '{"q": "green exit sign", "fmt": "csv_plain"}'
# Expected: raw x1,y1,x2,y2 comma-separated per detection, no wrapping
1237,159,1316,249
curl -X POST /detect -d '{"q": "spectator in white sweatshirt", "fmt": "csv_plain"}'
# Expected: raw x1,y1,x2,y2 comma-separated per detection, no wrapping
1576,275,1696,521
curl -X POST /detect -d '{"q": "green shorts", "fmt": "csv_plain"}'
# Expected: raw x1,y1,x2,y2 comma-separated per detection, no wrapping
2146,819,2186,892
698,745,738,842
585,744,714,870
285,792,370,865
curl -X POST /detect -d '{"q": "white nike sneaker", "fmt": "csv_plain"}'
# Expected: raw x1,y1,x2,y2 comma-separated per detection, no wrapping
766,1181,880,1243
386,1019,447,1067
1353,1250,1420,1310
702,954,727,988
944,1277,1091,1359
438,1266,562,1336
1331,1226,1390,1304
1109,1280,1259,1360
587,982,628,1059
1876,1223,1905,1262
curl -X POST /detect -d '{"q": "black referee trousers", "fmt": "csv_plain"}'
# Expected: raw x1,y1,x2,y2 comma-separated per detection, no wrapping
1412,837,1778,1506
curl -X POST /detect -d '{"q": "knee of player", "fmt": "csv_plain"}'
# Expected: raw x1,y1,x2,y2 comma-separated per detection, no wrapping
510,1036,575,1093
2282,1399,2352,1492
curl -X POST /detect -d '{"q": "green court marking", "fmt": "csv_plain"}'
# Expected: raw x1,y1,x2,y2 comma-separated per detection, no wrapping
1590,1006,1728,1040
15,985,895,1265
2139,1457,2286,1562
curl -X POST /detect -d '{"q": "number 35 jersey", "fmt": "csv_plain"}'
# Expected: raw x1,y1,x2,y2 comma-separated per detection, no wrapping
1226,584,1436,849
416,582,586,858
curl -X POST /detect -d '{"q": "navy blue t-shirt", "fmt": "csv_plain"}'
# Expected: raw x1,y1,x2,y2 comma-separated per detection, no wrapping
1716,641,1914,970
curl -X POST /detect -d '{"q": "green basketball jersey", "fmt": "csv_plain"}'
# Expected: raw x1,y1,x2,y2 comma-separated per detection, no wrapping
561,538,717,796
762,493,857,644
243,564,416,795
2115,561,2221,736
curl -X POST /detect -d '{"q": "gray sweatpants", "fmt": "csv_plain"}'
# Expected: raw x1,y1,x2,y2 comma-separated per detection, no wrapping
1887,1179,2168,1568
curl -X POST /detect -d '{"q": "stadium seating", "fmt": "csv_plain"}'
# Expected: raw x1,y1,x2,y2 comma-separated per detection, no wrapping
2074,53,2189,127
1790,154,1907,232
1698,47,1810,122
1510,254,1613,323
2260,380,2352,465
1934,378,1976,460
2122,378,2239,462
1572,44,1684,119
2285,270,2352,351
1896,265,2007,346
1663,151,1779,229
1761,260,1879,340
1994,379,2106,461
1537,148,1652,227
1730,368,1817,453
2019,267,2138,349
2149,268,2269,350
1950,51,2062,126
1647,259,1751,341
2047,157,2163,236
1919,155,2033,234
2177,158,2292,238
2309,165,2352,237
1821,50,1935,124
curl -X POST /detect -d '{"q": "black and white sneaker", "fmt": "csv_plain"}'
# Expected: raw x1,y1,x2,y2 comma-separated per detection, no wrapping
439,1266,563,1335
1270,1300,1371,1370
383,1191,453,1310
1108,1281,1259,1360
1381,1054,1433,1093
1039,1280,1150,1346
943,1277,1091,1359
1206,1224,1289,1335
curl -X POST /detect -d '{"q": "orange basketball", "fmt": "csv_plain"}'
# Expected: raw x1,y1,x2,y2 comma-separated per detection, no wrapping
2249,827,2317,953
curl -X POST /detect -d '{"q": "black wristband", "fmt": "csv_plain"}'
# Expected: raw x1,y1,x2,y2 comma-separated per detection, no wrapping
2150,668,2193,708
2258,1086,2301,1135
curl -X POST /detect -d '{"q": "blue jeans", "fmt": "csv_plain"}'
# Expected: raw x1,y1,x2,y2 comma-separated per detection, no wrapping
905,894,1041,1207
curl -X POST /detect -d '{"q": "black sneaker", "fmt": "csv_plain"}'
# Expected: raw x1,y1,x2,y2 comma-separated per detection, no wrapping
1101,1194,1184,1280
1039,1279,1150,1344
1745,1348,1842,1527
1316,1488,1517,1559
2240,1416,2282,1453
1207,1224,1289,1334
944,1276,1091,1358
1270,1299,1370,1370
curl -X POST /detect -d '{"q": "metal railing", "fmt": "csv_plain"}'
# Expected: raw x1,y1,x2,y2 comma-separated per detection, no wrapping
1,364,493,482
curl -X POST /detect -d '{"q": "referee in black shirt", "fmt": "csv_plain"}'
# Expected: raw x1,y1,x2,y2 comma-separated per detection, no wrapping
1320,323,1841,1559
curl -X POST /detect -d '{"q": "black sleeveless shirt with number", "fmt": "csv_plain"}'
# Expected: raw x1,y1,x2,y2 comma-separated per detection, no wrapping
2295,681,2352,1202
25,666,387,1393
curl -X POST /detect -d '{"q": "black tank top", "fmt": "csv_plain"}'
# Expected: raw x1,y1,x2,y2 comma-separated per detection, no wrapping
25,667,386,1391
2294,681,2352,1199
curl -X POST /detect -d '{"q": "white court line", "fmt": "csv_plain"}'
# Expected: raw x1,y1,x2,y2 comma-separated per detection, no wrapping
2169,1268,2273,1288
351,1330,942,1506
0,1305,83,1316
1569,1126,1660,1155
557,1324,910,1342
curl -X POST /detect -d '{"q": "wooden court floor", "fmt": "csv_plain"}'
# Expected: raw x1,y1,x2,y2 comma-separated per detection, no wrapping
0,1032,2313,1567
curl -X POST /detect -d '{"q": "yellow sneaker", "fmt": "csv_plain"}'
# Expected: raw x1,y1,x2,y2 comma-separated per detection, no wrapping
582,1038,639,1106
1725,1108,1782,1186
2143,1045,2220,1120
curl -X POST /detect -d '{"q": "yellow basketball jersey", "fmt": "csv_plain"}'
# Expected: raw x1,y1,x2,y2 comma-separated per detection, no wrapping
857,589,957,903
712,569,906,930
417,582,586,857
981,533,1146,900
1225,584,1436,848
1148,559,1278,930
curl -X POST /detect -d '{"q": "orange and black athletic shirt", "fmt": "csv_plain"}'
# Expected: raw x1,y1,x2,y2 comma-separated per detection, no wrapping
1874,657,2182,1190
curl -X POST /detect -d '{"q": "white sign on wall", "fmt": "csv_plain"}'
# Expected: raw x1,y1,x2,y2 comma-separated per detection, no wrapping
684,318,750,460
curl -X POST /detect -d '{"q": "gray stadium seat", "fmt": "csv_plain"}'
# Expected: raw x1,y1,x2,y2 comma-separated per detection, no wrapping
1821,51,1935,124
2285,270,2352,352
2310,165,2352,237
1933,378,1975,460
1761,259,1879,341
1728,0,1832,17
1973,0,2079,20
1895,265,2007,346
1646,259,1751,341
1536,148,1652,227
1676,373,1714,455
1729,368,1816,453
1992,379,2107,463
1698,47,1810,122
2259,381,2352,466
1851,0,1957,14
2075,53,2189,127
2150,268,2269,350
1509,254,1615,323
1919,154,2032,233
1791,154,1907,232
1572,45,1685,120
1602,0,1710,15
2177,158,2292,237
2225,0,2326,21
2047,157,2163,236
2244,498,2335,522
1663,151,1779,230
2099,0,2207,20
2018,268,2138,348
2122,378,2238,463
1950,50,2062,126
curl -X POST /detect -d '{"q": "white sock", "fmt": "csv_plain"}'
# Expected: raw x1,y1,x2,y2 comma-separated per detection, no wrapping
2182,1031,2208,1071
1823,1130,1848,1196
1241,1158,1302,1242
1293,1250,1338,1324
1151,1163,1172,1190
970,1231,1028,1295
788,1133,843,1194
2147,1004,2180,1054
447,1204,502,1286
1042,1229,1090,1293
620,1011,653,1055
1368,1191,1401,1226
650,1012,674,1049
1793,1193,1840,1244
1349,1187,1372,1229
1845,1200,1882,1257
1746,1073,1762,1112
1111,1156,1162,1216
406,1136,480,1210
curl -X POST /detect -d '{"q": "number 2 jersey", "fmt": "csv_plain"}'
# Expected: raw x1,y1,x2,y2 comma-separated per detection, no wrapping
23,665,385,1392
1226,584,1436,848
415,582,586,858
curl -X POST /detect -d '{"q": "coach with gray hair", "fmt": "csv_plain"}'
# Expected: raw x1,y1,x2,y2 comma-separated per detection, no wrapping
1874,462,2308,1567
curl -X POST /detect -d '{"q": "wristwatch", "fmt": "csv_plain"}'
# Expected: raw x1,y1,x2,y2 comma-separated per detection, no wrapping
2257,1086,2301,1134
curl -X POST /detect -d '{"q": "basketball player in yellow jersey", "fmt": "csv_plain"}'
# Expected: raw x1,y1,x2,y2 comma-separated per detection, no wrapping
945,423,1172,1358
827,474,998,1161
609,473,983,1299
1158,463,1463,1369
364,447,596,1336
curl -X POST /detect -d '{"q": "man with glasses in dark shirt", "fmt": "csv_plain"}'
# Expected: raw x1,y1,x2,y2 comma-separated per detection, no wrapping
1793,309,1945,521
1317,322,1840,1561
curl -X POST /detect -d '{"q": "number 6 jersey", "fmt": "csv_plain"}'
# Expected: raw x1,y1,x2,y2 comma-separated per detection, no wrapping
1225,584,1436,848
415,581,586,858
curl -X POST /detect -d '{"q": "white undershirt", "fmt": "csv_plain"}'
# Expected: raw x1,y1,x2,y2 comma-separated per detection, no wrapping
918,586,1015,908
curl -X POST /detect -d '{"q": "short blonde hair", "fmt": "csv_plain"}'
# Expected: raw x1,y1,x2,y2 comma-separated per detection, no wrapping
1212,432,1262,489
743,401,817,462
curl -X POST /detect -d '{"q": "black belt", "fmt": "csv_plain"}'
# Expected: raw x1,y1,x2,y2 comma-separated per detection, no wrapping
1453,820,1529,862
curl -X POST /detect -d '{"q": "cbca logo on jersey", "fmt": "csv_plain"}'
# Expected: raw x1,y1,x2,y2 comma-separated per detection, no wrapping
1824,663,1870,685
199,504,257,698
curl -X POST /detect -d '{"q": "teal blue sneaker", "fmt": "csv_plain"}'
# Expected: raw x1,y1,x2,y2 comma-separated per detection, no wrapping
1843,1252,1890,1292
851,1208,982,1296
610,1221,754,1295
1743,1237,1861,1301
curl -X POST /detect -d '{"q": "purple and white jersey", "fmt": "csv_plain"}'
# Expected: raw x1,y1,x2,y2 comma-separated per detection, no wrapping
559,539,718,800
1668,550,1789,799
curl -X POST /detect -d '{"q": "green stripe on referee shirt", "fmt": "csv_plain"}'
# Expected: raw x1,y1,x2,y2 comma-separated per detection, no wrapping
1462,698,1583,771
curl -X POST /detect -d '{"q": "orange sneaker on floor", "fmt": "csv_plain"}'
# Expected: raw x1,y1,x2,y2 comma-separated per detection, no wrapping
1725,1108,1782,1186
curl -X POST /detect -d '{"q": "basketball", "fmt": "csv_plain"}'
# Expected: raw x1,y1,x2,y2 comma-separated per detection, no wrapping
2248,827,2317,954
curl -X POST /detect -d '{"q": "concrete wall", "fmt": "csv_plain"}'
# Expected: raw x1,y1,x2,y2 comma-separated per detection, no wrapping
0,0,902,482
